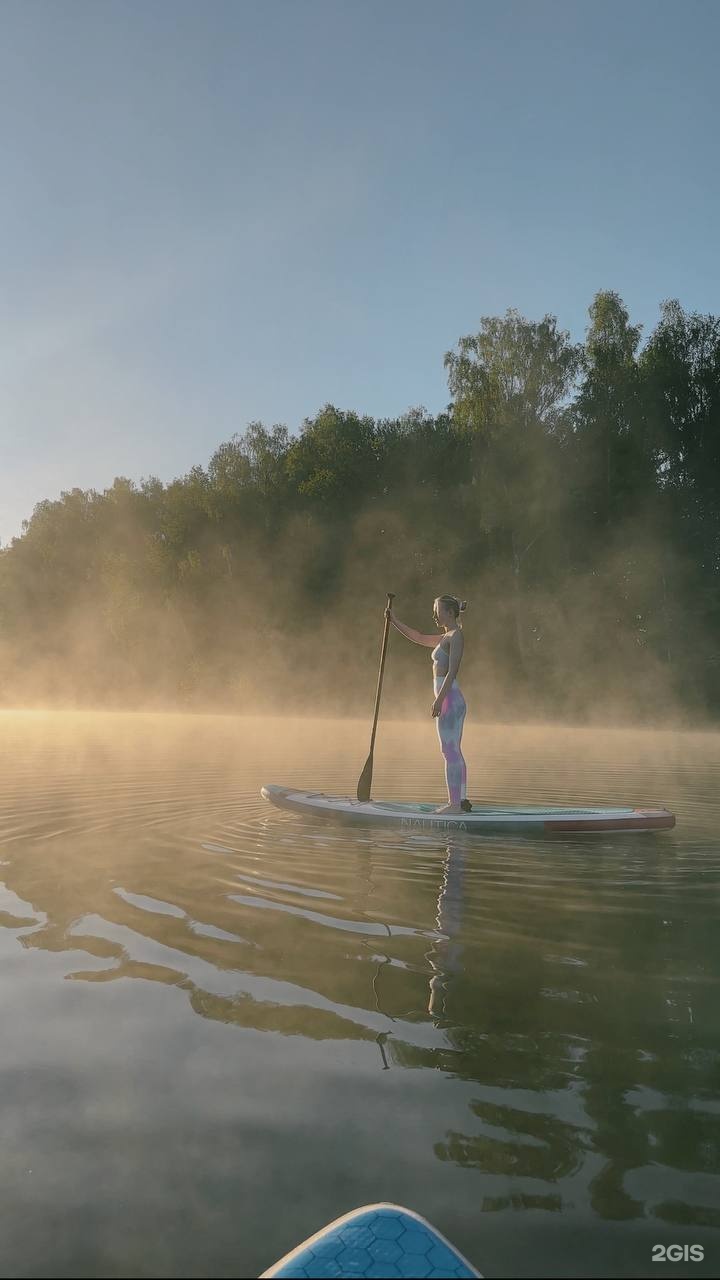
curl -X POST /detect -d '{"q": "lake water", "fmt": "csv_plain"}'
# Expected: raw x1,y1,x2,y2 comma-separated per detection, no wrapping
0,710,718,1279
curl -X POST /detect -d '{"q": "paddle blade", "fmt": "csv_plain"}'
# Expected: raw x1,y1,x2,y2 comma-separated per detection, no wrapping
356,752,373,802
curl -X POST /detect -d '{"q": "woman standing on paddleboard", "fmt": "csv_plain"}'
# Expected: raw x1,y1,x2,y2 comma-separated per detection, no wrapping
386,596,471,815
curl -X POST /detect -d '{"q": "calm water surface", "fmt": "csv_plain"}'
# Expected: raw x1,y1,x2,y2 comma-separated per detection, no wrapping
0,711,718,1279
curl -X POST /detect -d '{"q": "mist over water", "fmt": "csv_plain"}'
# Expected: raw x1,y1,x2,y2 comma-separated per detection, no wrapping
0,710,717,1279
3,296,720,729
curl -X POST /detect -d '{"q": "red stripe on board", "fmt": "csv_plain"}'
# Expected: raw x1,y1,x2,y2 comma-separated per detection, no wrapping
544,813,675,833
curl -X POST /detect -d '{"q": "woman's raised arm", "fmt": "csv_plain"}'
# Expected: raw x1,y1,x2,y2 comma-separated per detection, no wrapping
386,609,443,648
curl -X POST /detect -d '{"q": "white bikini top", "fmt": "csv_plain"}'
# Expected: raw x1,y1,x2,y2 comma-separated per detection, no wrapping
431,638,450,674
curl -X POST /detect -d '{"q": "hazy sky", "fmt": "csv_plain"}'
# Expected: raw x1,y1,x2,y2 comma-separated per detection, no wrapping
2,0,718,546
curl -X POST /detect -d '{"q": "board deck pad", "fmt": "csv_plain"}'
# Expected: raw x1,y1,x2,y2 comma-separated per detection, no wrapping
261,784,675,835
260,1203,481,1278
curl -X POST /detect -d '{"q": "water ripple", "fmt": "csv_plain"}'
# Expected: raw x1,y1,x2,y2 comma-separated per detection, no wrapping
0,711,718,1279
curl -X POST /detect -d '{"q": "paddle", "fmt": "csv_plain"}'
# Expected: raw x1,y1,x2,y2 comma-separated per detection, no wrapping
356,591,395,802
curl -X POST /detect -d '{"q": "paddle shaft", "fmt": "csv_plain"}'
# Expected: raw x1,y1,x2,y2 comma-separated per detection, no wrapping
368,591,394,754
357,592,394,801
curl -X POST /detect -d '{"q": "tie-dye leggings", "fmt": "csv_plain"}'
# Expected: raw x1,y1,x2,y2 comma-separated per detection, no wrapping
433,677,468,805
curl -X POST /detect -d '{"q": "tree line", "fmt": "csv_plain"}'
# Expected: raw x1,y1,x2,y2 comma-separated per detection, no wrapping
1,290,719,723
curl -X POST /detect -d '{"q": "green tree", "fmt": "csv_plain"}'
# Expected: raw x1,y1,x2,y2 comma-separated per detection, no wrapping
444,309,581,677
286,404,379,511
572,291,648,532
640,299,720,561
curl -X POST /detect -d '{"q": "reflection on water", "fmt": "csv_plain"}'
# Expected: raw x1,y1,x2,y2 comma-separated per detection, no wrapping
0,711,718,1278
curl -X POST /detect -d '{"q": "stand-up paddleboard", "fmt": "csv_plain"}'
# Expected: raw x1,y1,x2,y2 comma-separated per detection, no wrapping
261,784,675,834
260,1203,481,1278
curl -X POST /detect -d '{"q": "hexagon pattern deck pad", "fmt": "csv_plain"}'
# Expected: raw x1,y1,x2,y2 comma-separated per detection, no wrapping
260,1203,482,1279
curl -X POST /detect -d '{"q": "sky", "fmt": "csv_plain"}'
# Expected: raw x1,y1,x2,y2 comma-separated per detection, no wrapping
1,0,718,546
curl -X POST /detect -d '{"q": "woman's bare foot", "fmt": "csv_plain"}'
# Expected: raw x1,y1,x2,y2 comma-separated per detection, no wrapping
435,803,463,814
